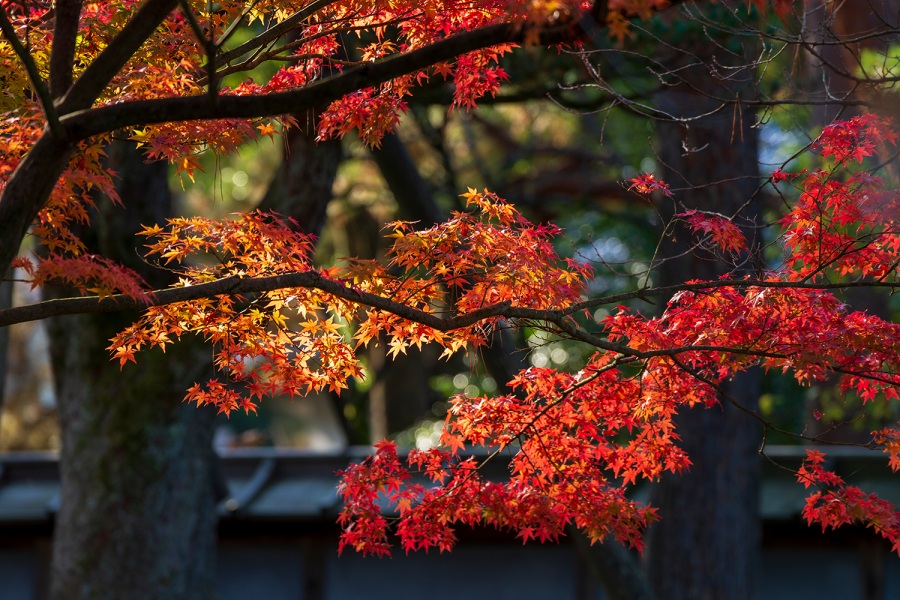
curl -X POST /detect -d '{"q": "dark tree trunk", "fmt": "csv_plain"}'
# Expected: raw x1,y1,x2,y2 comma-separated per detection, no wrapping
644,374,761,600
644,21,762,600
570,526,656,600
366,130,529,437
47,142,220,600
257,117,342,237
0,278,11,412
366,132,443,439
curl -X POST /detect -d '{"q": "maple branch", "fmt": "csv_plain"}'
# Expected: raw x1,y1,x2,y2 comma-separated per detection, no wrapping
49,0,83,98
56,0,179,113
215,0,337,65
59,15,596,141
0,7,66,139
0,271,513,330
5,263,897,368
177,0,217,97
200,22,388,86
0,270,794,370
563,278,900,317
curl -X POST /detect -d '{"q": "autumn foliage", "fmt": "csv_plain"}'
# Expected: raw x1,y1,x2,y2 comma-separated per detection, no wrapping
3,0,900,562
110,190,589,414
334,115,900,555
0,0,676,279
91,115,900,556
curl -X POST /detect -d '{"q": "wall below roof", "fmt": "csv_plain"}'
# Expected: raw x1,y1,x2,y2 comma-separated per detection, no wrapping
2,446,900,599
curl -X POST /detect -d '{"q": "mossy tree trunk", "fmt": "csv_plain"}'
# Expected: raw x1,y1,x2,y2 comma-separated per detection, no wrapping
47,142,220,600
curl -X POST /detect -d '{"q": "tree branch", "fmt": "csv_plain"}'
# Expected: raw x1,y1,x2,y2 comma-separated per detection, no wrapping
563,278,900,317
216,0,336,64
0,268,799,371
56,0,179,113
0,270,514,331
49,0,83,99
0,7,66,139
60,9,617,141
0,134,75,280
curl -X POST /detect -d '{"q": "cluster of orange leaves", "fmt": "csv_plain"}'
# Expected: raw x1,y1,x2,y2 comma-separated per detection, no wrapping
109,191,590,415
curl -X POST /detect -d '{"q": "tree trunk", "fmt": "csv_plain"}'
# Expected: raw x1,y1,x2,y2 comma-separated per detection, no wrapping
47,142,220,600
569,526,656,600
644,18,762,600
257,116,342,237
0,277,11,413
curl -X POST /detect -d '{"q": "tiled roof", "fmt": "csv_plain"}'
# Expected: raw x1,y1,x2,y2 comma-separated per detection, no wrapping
1,445,897,524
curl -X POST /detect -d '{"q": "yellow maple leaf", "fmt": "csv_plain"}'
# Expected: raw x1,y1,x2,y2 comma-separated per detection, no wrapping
607,11,632,45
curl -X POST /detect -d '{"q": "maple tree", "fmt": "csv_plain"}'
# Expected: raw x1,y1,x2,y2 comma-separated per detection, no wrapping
9,112,900,554
0,3,684,598
331,114,900,555
2,0,900,598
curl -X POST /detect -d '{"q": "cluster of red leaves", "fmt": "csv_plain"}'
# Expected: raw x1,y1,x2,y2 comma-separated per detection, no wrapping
339,358,670,555
627,172,672,197
337,116,900,555
629,174,748,255
313,0,528,145
317,82,413,148
797,449,900,553
12,254,148,301
815,114,898,164
610,283,900,399
628,173,747,254
675,209,748,255
777,117,900,281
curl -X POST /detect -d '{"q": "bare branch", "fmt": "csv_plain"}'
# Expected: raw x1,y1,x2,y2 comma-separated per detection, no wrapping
216,0,337,64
